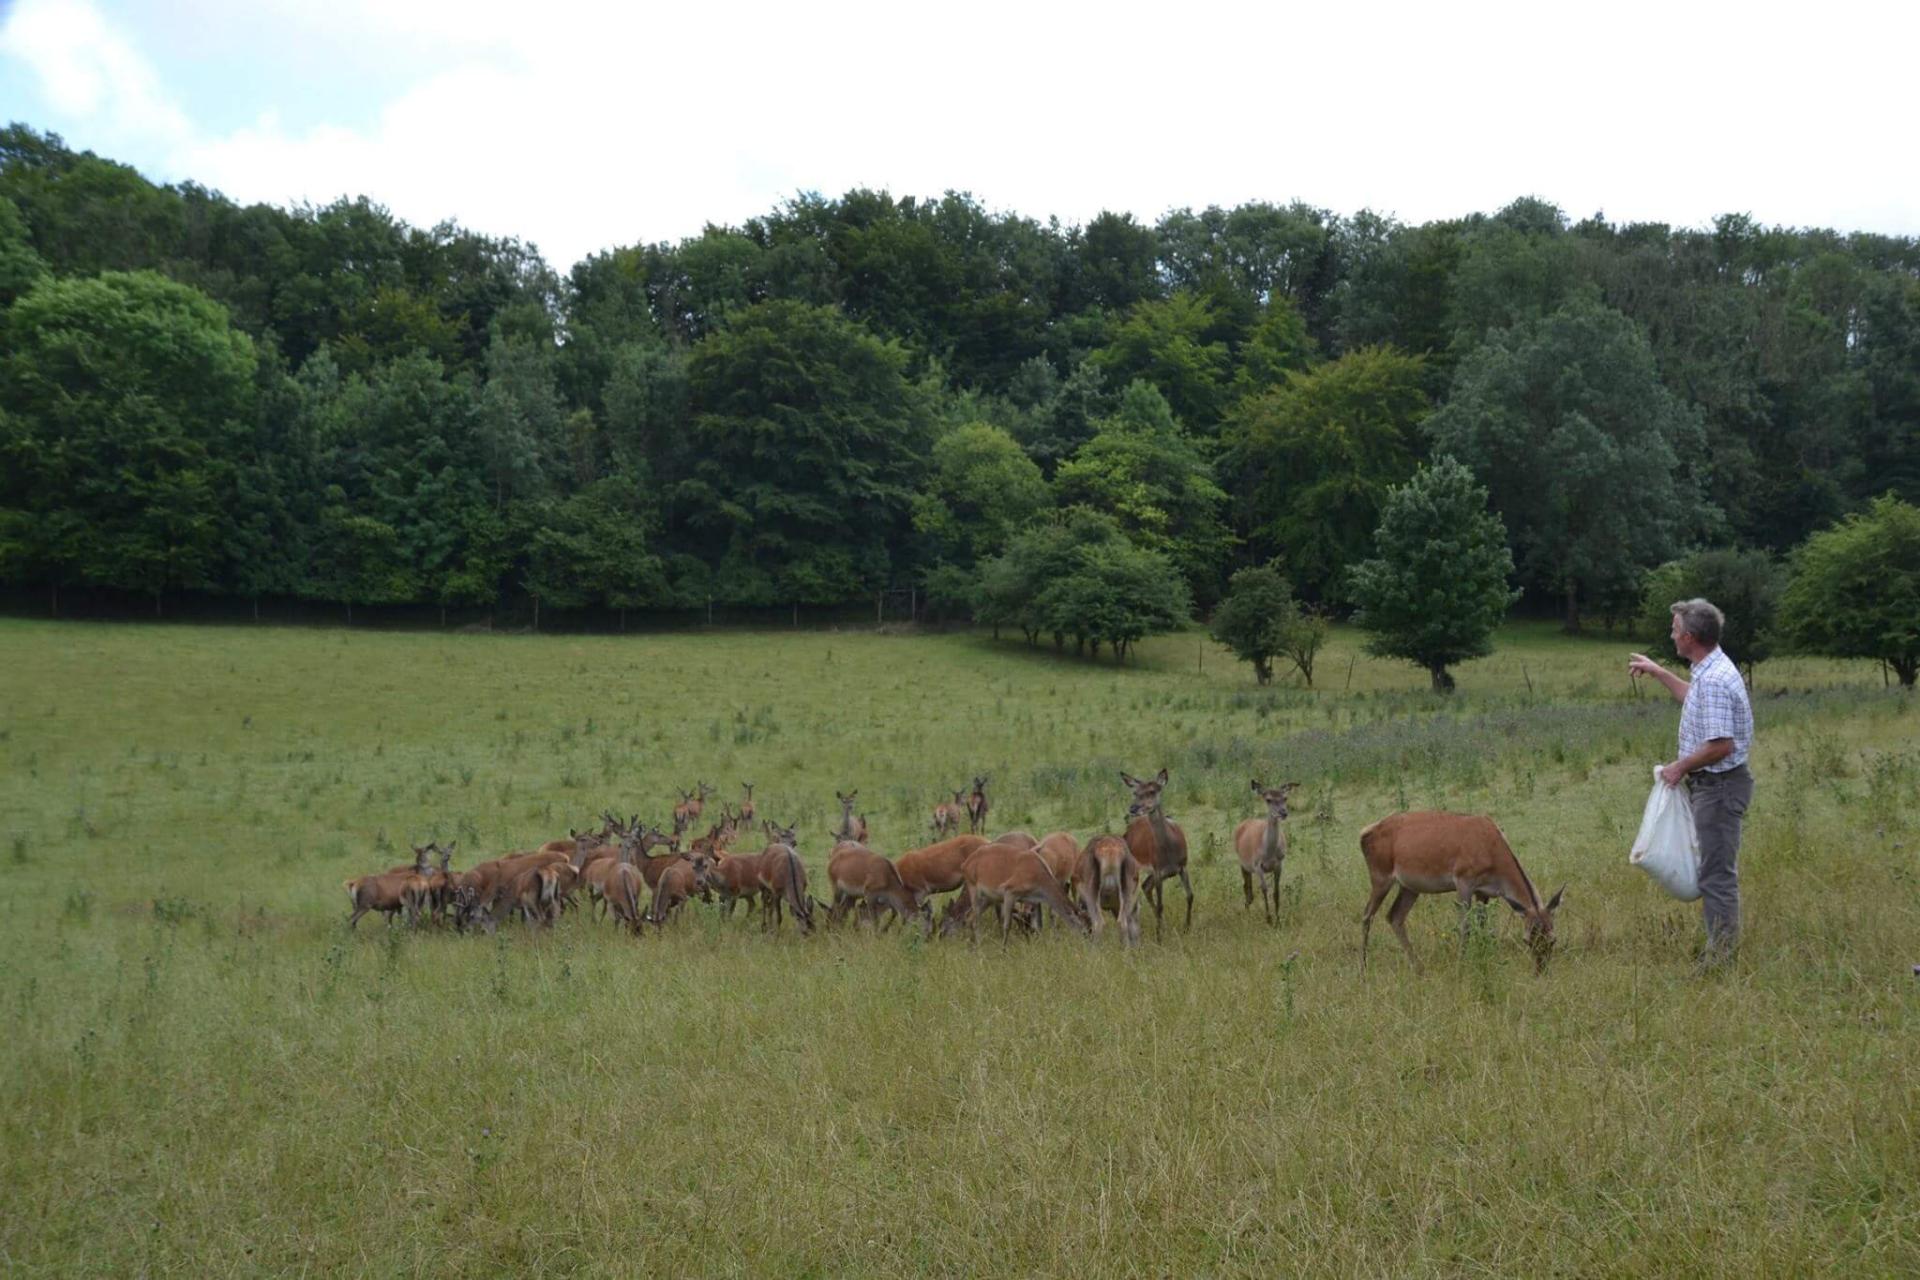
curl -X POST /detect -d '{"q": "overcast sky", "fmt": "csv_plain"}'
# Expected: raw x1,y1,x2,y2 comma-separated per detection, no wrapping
4,0,1916,272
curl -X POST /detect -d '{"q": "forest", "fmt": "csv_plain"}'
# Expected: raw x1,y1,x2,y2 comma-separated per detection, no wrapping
2,122,1916,632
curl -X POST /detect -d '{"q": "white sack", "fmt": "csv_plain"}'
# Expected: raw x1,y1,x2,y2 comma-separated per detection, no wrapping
1629,765,1701,901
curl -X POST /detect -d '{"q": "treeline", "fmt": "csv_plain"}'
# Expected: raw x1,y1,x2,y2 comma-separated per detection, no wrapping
2,122,1916,633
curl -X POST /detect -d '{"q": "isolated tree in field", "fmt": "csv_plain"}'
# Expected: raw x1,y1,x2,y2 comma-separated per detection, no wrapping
1777,495,1920,687
1426,294,1710,630
1348,457,1518,693
975,509,1189,660
0,270,254,613
1210,564,1328,685
1219,345,1428,599
1639,548,1785,680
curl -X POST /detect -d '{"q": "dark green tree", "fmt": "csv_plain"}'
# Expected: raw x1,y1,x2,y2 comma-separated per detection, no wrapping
1209,563,1327,685
1053,381,1231,605
1426,294,1711,629
911,422,1050,568
1348,457,1519,692
1778,495,1920,687
684,300,930,604
1638,548,1785,679
1220,346,1428,599
0,271,255,612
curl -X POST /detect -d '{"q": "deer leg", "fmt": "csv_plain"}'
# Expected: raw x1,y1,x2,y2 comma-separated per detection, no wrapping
1358,878,1393,971
1242,867,1254,909
1386,888,1423,975
1456,885,1476,953
1179,869,1193,932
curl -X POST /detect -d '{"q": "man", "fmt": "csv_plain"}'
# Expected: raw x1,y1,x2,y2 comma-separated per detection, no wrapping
1628,598,1755,965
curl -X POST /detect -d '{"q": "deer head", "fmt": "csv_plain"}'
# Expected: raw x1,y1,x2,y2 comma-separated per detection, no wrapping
1516,886,1567,970
1250,779,1300,822
1121,768,1170,820
697,782,715,801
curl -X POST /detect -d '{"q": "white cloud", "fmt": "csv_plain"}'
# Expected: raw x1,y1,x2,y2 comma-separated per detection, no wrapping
1,0,191,147
5,0,1919,270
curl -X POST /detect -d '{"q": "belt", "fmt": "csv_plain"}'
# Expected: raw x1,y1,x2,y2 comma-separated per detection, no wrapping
1688,763,1750,786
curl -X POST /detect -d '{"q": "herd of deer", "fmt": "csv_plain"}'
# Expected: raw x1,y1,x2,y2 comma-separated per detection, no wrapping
343,769,1568,969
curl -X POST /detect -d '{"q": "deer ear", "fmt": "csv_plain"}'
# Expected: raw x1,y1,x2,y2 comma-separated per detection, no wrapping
1547,886,1567,912
1155,768,1168,785
446,841,456,853
1282,781,1301,794
1119,772,1139,788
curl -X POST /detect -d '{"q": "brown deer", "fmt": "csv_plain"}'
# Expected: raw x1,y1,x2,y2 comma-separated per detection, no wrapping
403,842,458,925
1122,769,1190,939
353,841,452,928
959,842,1089,945
751,820,813,934
1233,780,1300,926
1076,834,1141,945
931,790,966,840
1358,811,1566,974
453,848,569,931
894,834,988,910
834,790,869,844
826,841,925,933
966,774,991,835
647,848,714,929
937,832,1066,935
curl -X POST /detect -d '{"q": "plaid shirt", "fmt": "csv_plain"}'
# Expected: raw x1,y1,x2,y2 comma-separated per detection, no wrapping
1679,646,1752,772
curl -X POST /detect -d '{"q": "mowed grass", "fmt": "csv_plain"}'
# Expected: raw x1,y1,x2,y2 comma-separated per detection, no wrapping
1,618,1916,1276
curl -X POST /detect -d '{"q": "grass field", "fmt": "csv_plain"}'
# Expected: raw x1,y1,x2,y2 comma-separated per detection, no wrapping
1,617,1916,1276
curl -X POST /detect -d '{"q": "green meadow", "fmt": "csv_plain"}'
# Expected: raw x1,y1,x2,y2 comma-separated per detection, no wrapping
1,618,1915,1276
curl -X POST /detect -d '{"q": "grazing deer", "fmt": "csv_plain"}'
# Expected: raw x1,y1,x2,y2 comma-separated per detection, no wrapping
990,830,1038,851
960,842,1089,945
826,841,926,933
834,790,869,844
738,782,756,827
1076,834,1141,945
895,834,988,911
966,774,991,835
1122,769,1191,939
931,790,966,840
1233,781,1300,926
1358,811,1566,974
455,848,569,931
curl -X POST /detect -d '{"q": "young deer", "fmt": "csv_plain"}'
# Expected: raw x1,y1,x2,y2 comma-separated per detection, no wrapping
931,790,966,840
1358,811,1566,974
1076,834,1141,945
834,789,869,844
1233,780,1300,926
966,774,991,835
738,782,756,827
1122,768,1190,939
960,842,1088,945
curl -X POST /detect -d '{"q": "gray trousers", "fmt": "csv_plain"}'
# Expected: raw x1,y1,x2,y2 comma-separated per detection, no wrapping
1688,764,1754,947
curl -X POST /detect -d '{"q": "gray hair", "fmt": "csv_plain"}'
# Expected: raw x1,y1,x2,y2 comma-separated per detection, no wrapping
1670,598,1724,649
